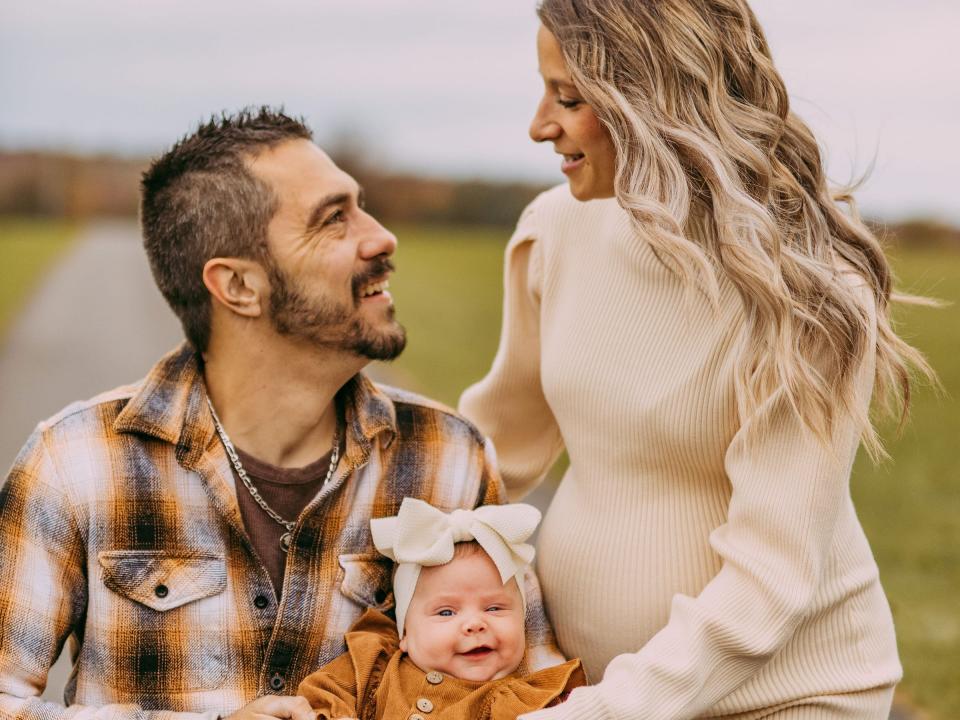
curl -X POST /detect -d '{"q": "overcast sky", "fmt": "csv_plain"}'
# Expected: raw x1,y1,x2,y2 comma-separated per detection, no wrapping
1,1,958,222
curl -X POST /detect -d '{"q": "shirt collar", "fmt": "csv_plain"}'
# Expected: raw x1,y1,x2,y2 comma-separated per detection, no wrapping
114,343,398,458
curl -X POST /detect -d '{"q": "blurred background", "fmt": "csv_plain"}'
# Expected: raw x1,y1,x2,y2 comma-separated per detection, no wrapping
1,1,957,718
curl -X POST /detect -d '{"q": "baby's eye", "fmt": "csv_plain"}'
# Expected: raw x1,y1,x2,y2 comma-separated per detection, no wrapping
437,609,454,617
486,605,503,612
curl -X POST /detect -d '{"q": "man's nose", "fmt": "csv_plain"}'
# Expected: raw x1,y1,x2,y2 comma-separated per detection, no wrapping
529,98,560,143
358,211,397,259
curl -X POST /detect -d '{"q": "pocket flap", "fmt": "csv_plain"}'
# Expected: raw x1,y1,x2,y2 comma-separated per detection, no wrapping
98,550,226,612
338,553,394,611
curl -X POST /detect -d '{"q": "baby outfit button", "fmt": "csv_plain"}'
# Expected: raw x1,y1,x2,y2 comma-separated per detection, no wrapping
426,671,443,685
416,698,434,713
409,714,426,720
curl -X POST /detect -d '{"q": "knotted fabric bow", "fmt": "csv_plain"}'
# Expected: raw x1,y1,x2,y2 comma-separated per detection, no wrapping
370,498,541,636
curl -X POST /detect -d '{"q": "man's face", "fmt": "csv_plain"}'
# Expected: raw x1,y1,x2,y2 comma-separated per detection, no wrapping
399,549,526,682
248,139,406,360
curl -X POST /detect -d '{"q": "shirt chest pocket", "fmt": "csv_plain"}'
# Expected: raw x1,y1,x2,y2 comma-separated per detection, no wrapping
95,550,228,692
338,553,395,612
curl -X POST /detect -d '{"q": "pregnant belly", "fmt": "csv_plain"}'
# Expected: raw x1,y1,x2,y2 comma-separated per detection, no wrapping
535,473,726,682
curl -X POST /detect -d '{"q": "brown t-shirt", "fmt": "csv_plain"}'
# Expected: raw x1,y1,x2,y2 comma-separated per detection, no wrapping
232,446,334,598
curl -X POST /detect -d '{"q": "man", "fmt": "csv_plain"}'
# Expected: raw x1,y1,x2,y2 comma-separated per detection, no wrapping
0,108,560,720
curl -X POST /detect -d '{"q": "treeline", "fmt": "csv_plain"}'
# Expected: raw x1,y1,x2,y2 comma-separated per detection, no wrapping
1,150,958,247
0,150,548,229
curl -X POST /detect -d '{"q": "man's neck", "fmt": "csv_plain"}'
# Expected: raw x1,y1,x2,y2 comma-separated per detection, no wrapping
202,338,364,469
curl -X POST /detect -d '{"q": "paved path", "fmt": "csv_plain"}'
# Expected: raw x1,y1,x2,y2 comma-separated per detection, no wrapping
0,222,919,718
0,220,182,701
0,220,183,473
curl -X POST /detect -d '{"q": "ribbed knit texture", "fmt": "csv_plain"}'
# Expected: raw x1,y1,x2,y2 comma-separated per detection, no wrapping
458,185,901,719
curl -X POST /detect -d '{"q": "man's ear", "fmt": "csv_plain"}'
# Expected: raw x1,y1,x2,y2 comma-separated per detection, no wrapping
202,257,267,319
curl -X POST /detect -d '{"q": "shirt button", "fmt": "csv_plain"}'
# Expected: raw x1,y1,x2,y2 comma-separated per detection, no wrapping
425,671,443,685
154,584,169,598
416,698,434,713
269,672,285,692
254,595,269,609
409,715,425,720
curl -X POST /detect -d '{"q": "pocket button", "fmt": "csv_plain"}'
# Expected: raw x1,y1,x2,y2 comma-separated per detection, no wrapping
154,584,169,598
254,595,269,609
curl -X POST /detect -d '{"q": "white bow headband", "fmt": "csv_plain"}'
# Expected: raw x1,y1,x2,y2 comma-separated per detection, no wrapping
370,498,541,637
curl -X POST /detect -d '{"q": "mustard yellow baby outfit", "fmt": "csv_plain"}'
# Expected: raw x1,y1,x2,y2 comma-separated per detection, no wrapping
298,609,585,720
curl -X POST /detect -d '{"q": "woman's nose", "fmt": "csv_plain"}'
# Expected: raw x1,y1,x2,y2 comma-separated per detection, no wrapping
529,98,560,143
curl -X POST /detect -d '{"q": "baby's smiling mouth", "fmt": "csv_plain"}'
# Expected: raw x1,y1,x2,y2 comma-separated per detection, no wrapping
461,646,493,658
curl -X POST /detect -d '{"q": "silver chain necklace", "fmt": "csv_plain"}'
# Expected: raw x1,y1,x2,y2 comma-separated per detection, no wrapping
206,396,340,553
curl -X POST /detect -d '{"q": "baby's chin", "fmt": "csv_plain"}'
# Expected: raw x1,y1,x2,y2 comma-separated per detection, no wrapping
452,659,523,683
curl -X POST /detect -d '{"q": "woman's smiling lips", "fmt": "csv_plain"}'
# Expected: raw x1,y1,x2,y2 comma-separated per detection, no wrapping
560,152,586,174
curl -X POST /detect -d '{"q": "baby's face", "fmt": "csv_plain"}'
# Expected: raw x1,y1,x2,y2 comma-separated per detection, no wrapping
399,548,525,682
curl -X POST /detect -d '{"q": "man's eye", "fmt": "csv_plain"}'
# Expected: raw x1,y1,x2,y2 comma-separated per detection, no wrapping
324,209,346,226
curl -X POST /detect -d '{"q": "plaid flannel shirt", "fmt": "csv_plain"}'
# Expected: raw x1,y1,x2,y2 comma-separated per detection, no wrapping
0,345,562,720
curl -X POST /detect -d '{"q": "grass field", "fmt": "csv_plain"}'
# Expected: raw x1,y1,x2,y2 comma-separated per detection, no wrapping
0,218,76,342
850,248,960,718
385,227,959,720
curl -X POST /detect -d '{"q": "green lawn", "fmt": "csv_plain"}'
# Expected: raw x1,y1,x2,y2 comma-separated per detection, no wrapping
0,218,76,342
385,228,959,720
850,248,960,718
377,224,511,406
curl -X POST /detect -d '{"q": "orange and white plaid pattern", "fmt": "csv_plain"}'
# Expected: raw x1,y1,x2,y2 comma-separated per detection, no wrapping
0,344,562,719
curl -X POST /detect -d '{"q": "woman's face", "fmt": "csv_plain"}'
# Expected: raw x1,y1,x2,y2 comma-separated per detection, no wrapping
530,25,617,201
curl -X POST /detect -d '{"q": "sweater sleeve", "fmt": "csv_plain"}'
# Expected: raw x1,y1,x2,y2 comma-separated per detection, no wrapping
520,288,881,720
459,201,565,501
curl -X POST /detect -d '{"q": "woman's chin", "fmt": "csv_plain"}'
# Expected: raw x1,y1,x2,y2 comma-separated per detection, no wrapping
568,180,615,202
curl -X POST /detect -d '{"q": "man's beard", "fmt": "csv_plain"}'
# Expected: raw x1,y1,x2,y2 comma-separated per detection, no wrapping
266,257,407,361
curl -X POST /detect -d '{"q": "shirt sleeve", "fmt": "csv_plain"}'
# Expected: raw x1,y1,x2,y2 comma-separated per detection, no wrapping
0,428,217,720
297,651,361,720
297,610,400,720
459,200,565,501
519,288,881,720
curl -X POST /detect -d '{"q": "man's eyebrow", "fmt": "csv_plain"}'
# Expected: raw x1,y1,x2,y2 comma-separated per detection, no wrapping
305,186,364,231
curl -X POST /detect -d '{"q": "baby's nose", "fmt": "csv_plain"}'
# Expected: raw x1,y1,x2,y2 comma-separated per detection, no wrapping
463,616,487,633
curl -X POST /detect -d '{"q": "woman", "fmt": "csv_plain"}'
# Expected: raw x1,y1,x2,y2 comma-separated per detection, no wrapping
459,1,932,718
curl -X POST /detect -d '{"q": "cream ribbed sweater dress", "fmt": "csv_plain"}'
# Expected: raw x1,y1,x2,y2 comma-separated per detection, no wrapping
458,185,901,719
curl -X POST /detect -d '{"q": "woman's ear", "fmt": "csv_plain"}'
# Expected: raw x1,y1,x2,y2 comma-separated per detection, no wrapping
202,257,267,319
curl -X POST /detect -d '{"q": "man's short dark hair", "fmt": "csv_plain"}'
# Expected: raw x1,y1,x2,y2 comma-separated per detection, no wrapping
140,106,312,352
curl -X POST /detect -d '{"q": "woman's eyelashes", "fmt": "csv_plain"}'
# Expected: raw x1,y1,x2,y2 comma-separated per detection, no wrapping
557,97,583,109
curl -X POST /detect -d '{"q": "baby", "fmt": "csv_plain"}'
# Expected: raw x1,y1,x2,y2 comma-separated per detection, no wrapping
298,498,584,720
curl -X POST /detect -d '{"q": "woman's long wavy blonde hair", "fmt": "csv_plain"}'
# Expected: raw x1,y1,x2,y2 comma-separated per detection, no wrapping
539,0,934,457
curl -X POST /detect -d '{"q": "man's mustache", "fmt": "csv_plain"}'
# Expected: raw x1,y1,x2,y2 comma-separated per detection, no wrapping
351,257,396,298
